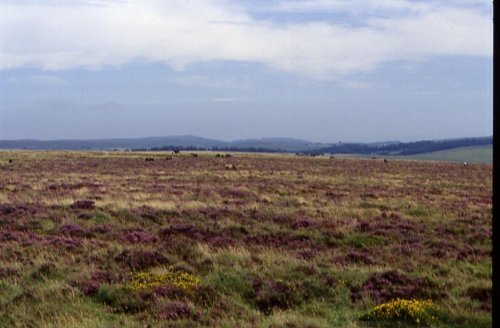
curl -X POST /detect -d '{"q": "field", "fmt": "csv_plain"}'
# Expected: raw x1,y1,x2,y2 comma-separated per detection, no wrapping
402,146,493,164
0,151,492,327
338,145,492,164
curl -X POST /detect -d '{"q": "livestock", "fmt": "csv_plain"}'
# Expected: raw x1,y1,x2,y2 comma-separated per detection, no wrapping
384,159,388,163
172,150,180,154
191,153,199,158
145,158,155,162
165,156,173,161
225,164,237,171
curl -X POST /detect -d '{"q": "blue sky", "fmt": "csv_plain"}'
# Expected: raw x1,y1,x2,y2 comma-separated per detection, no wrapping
0,0,493,142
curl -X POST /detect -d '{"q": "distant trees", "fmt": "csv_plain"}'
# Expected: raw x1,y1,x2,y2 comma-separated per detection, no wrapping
131,137,492,157
133,145,289,153
316,137,492,156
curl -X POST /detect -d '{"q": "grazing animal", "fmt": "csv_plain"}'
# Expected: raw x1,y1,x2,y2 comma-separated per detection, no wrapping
191,153,198,157
145,158,155,162
173,150,180,154
8,159,13,163
165,156,173,161
384,159,388,163
225,164,237,171
463,162,468,167
330,156,335,159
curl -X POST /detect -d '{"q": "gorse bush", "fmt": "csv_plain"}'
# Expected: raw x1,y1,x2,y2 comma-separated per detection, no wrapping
361,298,439,326
130,267,201,291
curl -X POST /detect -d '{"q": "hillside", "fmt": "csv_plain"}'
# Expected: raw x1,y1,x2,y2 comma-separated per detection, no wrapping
0,135,491,156
315,137,492,156
403,145,492,164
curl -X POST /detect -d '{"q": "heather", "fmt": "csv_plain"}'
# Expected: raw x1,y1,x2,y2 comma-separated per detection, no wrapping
0,151,492,327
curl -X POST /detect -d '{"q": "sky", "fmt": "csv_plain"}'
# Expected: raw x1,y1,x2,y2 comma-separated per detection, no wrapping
0,0,493,142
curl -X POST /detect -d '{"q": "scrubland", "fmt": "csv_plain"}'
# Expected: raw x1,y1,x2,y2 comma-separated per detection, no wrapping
0,151,491,327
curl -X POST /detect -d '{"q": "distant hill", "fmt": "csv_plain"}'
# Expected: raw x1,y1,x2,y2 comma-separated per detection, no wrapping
0,135,491,156
230,137,324,152
402,145,492,164
0,135,228,150
0,135,325,152
314,136,492,156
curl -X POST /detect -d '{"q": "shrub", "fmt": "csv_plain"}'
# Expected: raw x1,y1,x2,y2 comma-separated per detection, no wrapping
70,279,100,296
465,286,491,311
130,268,201,292
250,278,299,314
59,224,90,238
361,298,439,326
154,285,187,299
122,230,159,244
159,301,193,320
31,262,58,280
70,200,95,210
94,285,147,313
351,270,442,304
114,249,169,270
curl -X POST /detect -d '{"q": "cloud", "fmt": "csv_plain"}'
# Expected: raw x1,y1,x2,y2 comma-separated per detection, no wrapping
257,0,432,15
251,0,491,16
0,0,492,79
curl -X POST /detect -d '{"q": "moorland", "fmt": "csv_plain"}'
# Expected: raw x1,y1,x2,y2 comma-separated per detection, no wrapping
0,151,492,327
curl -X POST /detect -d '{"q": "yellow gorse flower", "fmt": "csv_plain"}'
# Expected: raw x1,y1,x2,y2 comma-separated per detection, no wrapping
363,298,438,326
130,267,201,291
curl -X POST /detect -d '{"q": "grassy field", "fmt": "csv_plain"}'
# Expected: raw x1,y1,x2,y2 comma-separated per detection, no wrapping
0,151,492,327
402,145,492,164
338,145,492,164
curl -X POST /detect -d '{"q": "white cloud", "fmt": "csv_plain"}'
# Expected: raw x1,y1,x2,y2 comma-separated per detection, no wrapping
263,0,433,14
256,0,491,15
0,0,492,79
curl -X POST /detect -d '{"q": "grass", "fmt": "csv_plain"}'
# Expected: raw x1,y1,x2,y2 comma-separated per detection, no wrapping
403,145,492,164
0,150,492,327
337,145,492,164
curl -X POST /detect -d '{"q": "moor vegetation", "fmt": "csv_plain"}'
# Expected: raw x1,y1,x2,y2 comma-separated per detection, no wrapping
0,151,492,327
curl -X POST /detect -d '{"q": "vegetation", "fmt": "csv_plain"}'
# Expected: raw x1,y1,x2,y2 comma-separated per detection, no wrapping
0,136,492,158
315,137,492,156
403,145,492,164
361,299,440,326
0,151,491,327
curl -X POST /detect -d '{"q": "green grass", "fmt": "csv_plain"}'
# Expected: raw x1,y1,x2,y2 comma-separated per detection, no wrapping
401,145,492,164
337,145,492,164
